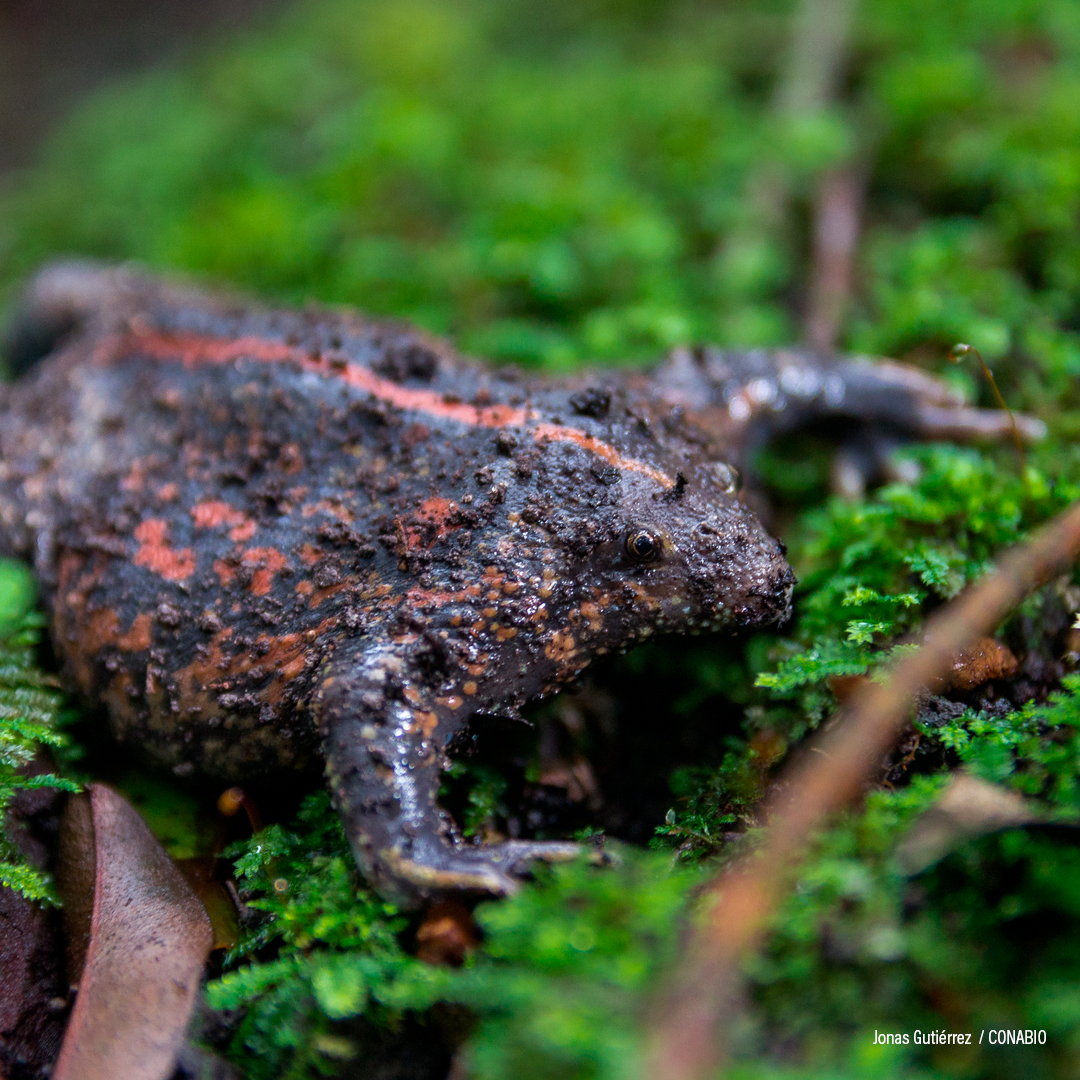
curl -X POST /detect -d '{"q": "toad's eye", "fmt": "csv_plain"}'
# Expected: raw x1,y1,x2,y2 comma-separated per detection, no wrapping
625,528,663,564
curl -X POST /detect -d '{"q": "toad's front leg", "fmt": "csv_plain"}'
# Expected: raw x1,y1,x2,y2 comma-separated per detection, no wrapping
316,640,579,906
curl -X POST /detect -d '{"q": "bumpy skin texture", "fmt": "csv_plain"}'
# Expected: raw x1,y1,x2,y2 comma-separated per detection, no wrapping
0,264,1023,904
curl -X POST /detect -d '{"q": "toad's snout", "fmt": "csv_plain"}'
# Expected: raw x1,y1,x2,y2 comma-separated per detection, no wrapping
686,508,795,630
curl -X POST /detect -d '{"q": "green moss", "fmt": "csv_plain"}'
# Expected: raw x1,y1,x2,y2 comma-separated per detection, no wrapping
750,443,1074,731
207,791,440,1079
0,561,78,902
434,852,695,1080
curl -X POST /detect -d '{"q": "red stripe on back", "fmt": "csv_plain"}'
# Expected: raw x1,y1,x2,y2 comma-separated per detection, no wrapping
109,330,674,488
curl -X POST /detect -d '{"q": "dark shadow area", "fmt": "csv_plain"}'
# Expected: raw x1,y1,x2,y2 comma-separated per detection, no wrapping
0,0,288,174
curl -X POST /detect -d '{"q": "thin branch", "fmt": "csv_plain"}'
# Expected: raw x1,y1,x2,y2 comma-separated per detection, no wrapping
805,165,864,352
645,496,1080,1080
723,0,860,291
775,0,865,352
775,0,858,119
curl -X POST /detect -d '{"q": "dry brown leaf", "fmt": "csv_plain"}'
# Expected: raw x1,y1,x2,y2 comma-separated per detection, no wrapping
894,773,1043,876
54,783,212,1080
175,857,241,953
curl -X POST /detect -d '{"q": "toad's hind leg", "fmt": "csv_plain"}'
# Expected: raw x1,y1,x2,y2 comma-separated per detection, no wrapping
316,642,581,906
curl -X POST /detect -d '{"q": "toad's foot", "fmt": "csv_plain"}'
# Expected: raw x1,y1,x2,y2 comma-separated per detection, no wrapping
382,839,596,897
647,345,1045,499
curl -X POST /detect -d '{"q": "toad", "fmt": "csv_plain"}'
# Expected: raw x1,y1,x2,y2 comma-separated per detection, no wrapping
0,262,1032,904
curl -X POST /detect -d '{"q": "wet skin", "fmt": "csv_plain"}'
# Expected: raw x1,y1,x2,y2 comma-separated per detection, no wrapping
0,264,1025,904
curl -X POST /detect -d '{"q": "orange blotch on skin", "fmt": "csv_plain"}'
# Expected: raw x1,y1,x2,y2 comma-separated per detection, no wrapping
192,500,257,544
299,544,322,566
416,711,439,736
242,547,289,596
309,582,349,609
117,612,153,652
84,606,119,645
418,498,456,526
133,518,195,582
214,559,236,586
579,602,603,631
192,500,245,529
157,483,179,502
399,498,465,552
302,499,354,523
120,460,146,492
229,520,258,543
170,617,336,715
544,631,577,663
278,444,304,474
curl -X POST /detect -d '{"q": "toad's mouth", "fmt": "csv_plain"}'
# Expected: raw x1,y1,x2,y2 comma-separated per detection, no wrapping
636,563,796,639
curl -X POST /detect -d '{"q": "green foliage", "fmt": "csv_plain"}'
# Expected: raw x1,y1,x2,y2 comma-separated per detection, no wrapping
434,852,695,1080
442,761,510,839
724,671,1080,1077
113,769,222,859
208,791,440,1079
210,790,695,1080
931,674,1080,811
7,0,1080,380
653,757,763,861
753,443,1075,727
734,785,1080,1079
0,560,77,903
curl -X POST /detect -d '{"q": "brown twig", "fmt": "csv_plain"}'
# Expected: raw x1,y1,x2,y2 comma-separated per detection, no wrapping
645,496,1080,1080
722,0,859,303
806,165,865,352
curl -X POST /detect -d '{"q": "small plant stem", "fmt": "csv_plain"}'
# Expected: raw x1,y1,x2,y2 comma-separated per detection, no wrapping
217,786,264,835
949,343,1027,471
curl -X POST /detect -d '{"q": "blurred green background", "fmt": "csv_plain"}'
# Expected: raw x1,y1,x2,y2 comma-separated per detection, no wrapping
5,0,1080,391
5,1,1080,1078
